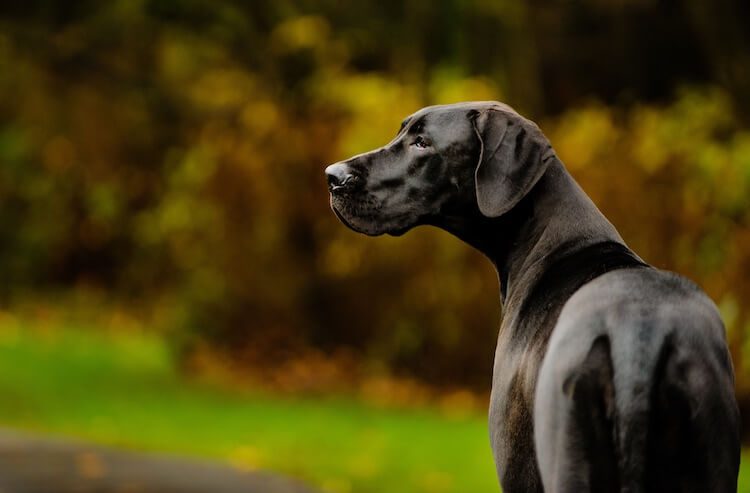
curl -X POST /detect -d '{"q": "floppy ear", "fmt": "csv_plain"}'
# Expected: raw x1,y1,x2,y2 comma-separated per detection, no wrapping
471,109,555,217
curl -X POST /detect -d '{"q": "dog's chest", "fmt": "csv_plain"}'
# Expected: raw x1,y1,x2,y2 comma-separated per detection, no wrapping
486,275,608,492
488,324,545,493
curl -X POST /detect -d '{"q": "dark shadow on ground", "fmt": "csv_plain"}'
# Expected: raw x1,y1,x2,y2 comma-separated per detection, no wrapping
0,430,317,493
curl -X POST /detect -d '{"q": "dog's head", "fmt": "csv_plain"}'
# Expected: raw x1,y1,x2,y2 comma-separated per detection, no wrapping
325,101,555,236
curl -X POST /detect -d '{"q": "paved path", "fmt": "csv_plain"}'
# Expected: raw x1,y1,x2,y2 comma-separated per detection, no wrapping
0,430,317,493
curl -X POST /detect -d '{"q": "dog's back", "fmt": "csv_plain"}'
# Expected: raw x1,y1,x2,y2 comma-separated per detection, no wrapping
535,268,741,492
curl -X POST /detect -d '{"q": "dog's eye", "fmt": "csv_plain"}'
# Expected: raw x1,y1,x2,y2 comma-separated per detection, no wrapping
414,136,429,149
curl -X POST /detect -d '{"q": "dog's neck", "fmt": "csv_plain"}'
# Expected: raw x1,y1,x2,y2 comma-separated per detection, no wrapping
439,158,628,308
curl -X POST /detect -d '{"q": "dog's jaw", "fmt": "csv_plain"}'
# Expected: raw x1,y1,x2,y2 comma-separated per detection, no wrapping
329,194,419,237
329,199,382,237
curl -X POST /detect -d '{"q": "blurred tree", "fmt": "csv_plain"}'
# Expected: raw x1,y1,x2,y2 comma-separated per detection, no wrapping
0,0,749,410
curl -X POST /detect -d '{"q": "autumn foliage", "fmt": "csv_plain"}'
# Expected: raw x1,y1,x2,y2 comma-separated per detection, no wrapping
1,2,750,416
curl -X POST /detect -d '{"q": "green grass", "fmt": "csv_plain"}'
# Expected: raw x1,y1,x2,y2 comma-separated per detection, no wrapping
0,324,748,493
0,325,497,492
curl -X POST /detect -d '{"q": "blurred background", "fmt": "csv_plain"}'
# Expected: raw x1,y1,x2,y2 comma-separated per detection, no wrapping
1,1,749,492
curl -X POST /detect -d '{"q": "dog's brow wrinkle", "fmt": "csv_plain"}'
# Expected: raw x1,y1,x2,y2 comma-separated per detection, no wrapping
407,117,425,135
398,118,410,134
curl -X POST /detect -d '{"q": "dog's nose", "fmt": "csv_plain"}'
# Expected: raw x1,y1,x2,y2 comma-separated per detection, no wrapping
325,163,356,192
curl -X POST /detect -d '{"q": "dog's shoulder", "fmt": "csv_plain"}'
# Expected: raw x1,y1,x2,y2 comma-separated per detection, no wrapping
555,267,727,353
542,268,729,405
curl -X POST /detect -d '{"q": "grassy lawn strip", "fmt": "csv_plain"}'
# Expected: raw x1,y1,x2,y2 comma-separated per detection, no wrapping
0,325,747,493
0,325,497,493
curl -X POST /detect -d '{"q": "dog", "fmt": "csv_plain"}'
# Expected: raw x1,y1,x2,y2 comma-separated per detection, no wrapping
325,101,740,492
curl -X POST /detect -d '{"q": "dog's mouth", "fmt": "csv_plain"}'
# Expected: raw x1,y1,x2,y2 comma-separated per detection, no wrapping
329,195,384,236
331,204,380,236
329,194,414,237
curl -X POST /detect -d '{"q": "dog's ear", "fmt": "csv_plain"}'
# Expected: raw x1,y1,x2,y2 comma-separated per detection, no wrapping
470,108,554,217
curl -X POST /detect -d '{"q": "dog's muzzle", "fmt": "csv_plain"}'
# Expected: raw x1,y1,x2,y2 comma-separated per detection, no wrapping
325,163,362,194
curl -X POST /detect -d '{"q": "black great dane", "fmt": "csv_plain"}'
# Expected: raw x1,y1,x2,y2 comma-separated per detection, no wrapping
324,102,740,492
